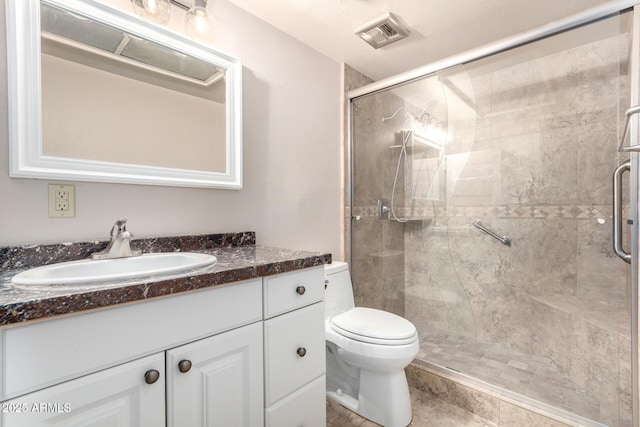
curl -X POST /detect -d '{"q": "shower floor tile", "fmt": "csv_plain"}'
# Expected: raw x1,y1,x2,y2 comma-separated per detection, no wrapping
416,332,605,424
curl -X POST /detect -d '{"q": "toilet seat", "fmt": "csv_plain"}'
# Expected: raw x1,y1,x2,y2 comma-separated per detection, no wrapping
329,307,418,346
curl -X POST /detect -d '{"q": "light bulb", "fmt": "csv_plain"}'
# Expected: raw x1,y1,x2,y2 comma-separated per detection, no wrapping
185,6,210,39
131,0,171,25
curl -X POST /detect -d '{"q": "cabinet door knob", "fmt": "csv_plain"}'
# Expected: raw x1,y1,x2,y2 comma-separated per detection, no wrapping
296,286,306,295
144,369,160,384
297,347,307,357
178,359,192,373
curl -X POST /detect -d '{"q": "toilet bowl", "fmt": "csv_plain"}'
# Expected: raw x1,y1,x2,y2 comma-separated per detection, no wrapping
324,261,419,427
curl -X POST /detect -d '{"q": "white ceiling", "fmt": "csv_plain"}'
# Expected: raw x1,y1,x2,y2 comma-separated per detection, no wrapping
226,0,615,81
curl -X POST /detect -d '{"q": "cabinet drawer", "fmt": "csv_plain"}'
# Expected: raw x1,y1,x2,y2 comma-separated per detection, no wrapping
264,302,325,405
265,375,326,427
2,279,262,400
263,266,324,318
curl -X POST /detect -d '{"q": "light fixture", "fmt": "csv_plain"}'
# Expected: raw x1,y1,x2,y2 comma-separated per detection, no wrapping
131,0,210,39
131,0,171,25
185,0,210,39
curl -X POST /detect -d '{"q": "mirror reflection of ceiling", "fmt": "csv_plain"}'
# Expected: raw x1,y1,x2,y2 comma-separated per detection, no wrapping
40,3,225,103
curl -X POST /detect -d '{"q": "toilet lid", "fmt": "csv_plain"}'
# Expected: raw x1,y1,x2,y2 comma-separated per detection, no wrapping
330,307,417,345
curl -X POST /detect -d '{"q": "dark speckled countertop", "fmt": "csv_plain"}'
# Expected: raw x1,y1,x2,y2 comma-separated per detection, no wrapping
0,232,331,326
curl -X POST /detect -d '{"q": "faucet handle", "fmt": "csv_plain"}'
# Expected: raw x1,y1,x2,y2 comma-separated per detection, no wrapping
111,219,128,238
92,219,138,260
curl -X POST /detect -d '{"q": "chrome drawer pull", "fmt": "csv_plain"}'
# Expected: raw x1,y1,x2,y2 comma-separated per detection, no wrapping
296,286,306,295
297,347,307,357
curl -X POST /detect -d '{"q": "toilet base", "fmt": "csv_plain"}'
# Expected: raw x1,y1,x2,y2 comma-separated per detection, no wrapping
326,368,413,427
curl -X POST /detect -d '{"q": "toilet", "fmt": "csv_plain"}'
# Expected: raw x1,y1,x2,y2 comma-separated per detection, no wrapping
324,261,419,427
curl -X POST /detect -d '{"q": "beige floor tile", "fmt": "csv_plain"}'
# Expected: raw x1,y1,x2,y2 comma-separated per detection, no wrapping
326,386,498,427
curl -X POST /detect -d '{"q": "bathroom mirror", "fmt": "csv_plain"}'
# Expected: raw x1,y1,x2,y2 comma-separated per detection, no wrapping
6,0,242,189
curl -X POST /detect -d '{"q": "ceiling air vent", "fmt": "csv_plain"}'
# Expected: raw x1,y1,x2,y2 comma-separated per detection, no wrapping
355,12,410,49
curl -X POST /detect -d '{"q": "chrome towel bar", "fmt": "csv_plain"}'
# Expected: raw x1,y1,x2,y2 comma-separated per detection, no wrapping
472,220,512,247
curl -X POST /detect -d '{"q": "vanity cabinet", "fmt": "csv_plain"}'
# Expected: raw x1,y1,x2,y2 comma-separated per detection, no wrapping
0,265,326,426
0,279,264,427
1,323,264,427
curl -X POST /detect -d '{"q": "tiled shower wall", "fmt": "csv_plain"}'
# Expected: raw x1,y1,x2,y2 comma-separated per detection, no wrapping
347,19,632,427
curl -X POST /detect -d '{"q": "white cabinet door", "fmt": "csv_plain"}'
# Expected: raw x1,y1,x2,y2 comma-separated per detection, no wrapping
166,322,264,427
0,353,165,427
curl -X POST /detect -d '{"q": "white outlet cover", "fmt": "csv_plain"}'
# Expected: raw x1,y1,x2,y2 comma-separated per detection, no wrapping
48,183,75,218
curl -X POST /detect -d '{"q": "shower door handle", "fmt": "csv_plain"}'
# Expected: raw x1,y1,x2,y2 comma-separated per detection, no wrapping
613,160,631,263
618,105,640,152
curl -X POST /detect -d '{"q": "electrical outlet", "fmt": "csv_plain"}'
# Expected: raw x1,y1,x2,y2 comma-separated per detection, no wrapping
48,184,75,218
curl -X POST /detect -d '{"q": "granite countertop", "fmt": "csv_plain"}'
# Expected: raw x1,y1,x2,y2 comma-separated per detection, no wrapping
0,232,331,326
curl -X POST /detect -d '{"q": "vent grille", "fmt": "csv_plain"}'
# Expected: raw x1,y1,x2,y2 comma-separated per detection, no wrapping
355,13,410,49
378,23,398,38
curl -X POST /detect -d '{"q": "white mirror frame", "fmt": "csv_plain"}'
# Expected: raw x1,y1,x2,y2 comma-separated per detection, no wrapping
6,0,243,189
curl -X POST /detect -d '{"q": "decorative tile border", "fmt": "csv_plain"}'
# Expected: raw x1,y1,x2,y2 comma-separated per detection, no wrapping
350,205,615,220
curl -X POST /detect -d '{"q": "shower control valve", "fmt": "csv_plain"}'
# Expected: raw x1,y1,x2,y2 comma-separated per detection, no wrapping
377,199,391,220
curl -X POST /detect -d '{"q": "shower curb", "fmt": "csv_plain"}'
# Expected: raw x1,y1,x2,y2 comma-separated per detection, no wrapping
407,362,607,427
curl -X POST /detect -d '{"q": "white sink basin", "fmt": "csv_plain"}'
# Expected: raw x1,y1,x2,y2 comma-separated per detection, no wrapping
12,252,217,287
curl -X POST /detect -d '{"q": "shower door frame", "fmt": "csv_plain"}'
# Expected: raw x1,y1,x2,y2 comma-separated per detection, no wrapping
630,7,640,427
346,1,640,425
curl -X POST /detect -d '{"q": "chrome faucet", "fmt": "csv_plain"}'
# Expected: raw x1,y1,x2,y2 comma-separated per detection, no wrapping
92,219,142,260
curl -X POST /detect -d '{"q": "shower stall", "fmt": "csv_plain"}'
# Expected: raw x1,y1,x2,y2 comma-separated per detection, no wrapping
347,3,640,427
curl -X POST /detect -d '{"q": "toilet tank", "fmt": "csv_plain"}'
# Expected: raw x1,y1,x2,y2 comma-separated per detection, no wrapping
324,261,356,319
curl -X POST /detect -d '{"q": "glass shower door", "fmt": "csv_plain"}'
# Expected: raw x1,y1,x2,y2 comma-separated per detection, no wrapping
349,9,636,426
